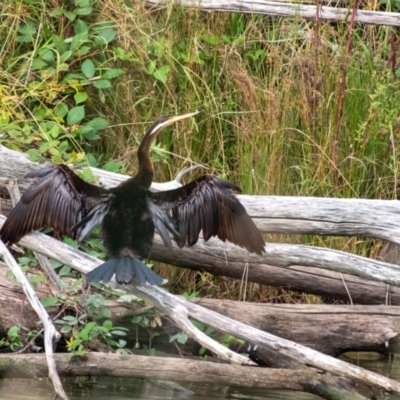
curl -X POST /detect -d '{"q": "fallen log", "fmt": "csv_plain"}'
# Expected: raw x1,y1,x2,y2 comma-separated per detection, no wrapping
1,211,400,299
2,222,400,395
152,236,400,303
1,258,399,357
0,353,368,400
193,299,400,356
2,144,400,245
145,0,400,27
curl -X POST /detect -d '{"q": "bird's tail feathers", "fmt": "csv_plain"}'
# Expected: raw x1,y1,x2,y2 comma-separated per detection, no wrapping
86,257,163,286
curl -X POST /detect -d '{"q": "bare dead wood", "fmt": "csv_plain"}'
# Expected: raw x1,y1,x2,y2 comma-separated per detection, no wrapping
0,242,68,400
145,0,400,27
0,353,368,400
153,237,400,305
130,283,400,395
153,236,400,287
2,144,400,246
0,261,59,330
1,222,400,394
1,259,399,358
2,210,400,303
192,299,400,356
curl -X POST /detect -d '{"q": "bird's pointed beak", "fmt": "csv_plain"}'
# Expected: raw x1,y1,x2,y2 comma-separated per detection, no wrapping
167,110,200,125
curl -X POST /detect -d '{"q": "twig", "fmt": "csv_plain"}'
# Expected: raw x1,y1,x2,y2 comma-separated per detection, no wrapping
0,178,68,398
0,241,69,400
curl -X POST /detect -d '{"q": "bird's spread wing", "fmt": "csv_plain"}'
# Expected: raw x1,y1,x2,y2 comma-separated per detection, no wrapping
0,165,113,245
147,175,265,254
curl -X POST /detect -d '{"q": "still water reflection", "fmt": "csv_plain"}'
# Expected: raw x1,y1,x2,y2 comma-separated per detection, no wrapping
0,355,400,399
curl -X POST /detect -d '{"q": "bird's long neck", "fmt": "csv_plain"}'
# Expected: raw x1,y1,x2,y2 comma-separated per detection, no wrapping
133,120,163,189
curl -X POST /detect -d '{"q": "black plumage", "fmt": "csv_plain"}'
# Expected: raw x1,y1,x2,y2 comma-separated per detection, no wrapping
0,111,265,285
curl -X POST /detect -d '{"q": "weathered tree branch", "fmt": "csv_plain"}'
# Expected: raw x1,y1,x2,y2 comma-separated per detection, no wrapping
145,0,400,27
0,242,68,400
2,144,400,246
193,299,400,356
1,259,398,357
153,236,400,305
0,353,368,400
0,225,398,396
2,211,400,293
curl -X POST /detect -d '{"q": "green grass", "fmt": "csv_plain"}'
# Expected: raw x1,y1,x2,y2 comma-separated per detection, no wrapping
1,0,399,302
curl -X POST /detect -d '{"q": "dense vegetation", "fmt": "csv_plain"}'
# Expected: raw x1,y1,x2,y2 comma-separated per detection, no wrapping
1,0,400,307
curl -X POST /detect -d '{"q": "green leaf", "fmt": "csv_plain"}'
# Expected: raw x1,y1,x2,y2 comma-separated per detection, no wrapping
74,92,88,104
101,69,124,79
60,51,72,63
8,326,20,337
67,106,85,125
153,65,170,83
79,322,96,340
16,35,33,43
110,330,127,336
81,59,95,78
147,60,156,75
191,320,204,331
74,19,89,35
39,49,55,63
31,58,48,70
94,28,117,44
86,153,98,167
17,257,32,265
87,117,109,131
77,46,91,56
18,22,36,36
60,326,72,333
41,297,59,307
49,259,63,268
59,265,71,276
70,339,84,349
63,10,77,21
26,149,41,162
30,275,47,283
70,33,88,51
63,316,78,324
83,130,100,140
169,332,188,345
103,320,113,330
59,141,70,153
102,161,122,172
54,103,69,119
93,79,111,89
75,7,92,16
149,348,156,356
205,327,215,336
75,0,90,6
50,8,64,16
